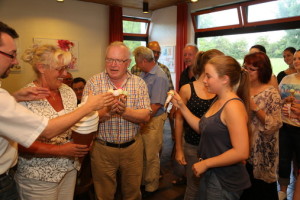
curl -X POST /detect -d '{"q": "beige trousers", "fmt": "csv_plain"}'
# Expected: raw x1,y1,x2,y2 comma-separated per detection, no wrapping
91,134,143,200
141,113,167,192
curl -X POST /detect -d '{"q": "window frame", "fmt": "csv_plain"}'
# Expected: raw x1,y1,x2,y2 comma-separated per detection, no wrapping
191,4,243,32
122,17,150,40
192,0,300,40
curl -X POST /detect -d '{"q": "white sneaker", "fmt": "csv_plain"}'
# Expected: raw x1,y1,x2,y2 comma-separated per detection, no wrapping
278,191,287,200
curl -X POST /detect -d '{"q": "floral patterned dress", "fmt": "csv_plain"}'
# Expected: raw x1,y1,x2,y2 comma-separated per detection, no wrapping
248,86,282,183
16,82,79,183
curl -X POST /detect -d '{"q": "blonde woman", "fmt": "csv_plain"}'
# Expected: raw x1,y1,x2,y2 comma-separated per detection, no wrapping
15,44,89,199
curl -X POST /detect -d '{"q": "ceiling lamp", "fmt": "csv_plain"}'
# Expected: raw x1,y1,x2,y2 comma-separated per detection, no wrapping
143,2,149,13
191,0,198,2
57,0,64,2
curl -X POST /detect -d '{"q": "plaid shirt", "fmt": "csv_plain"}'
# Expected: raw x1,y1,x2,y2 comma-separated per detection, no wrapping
131,62,174,90
83,71,151,143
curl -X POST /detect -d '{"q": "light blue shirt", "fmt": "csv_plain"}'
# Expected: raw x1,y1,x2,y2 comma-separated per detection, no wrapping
140,64,169,117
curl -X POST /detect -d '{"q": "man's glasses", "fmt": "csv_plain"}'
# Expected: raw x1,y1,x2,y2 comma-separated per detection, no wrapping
0,50,17,59
152,50,161,55
105,58,129,65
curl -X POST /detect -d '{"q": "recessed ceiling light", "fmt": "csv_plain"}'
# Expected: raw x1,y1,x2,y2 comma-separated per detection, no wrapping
191,0,198,2
143,2,149,13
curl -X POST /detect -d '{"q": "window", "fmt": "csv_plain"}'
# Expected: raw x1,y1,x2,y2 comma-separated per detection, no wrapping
247,0,300,23
122,17,150,68
197,29,300,75
192,0,300,36
123,40,147,69
193,0,300,76
123,19,148,34
194,7,241,30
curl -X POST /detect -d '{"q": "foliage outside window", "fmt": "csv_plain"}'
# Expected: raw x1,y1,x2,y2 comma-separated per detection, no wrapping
197,29,300,75
248,0,300,23
123,40,147,69
195,8,240,29
122,17,150,69
123,20,148,34
193,0,300,75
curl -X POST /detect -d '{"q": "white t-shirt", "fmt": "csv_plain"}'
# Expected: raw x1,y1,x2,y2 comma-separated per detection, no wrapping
279,74,300,127
0,88,48,174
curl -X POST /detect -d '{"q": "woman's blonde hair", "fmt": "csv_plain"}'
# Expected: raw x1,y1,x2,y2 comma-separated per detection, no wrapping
22,44,72,74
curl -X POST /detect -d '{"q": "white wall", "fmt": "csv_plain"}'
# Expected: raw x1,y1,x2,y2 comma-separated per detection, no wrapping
0,0,109,93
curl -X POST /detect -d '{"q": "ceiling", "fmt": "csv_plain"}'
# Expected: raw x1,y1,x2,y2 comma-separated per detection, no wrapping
79,0,189,11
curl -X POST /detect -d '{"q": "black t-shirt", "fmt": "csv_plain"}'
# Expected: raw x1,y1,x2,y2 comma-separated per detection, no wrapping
179,67,196,89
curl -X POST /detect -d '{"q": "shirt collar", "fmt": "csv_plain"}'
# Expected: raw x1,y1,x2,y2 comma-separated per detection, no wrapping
141,63,159,77
104,70,133,89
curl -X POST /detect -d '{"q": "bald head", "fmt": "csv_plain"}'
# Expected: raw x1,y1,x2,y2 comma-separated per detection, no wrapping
183,45,198,68
147,41,161,63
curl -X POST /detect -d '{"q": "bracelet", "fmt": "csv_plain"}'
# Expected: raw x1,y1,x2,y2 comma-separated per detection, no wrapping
253,107,260,112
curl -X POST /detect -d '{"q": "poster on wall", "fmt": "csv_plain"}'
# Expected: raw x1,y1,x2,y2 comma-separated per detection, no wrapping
159,46,175,72
33,38,79,70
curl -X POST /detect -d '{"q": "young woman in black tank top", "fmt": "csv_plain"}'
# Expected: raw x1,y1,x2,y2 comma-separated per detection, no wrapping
171,56,251,200
174,50,221,200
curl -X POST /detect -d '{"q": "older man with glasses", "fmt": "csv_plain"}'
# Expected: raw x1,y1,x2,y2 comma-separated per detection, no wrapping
83,41,151,200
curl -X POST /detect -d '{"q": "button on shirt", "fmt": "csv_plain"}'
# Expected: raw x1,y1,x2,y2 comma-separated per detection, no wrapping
83,71,151,143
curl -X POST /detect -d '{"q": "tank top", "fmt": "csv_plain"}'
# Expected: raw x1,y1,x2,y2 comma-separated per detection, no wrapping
184,82,216,146
198,98,251,192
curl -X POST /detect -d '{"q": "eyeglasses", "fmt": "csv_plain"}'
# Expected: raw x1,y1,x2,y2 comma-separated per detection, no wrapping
105,58,129,65
243,65,258,72
0,50,17,59
152,50,161,55
55,65,70,73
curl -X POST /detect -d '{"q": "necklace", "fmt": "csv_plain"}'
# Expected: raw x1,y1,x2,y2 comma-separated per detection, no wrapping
34,80,60,101
48,90,60,101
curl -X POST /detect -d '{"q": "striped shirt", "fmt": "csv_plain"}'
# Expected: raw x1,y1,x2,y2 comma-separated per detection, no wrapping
83,71,151,143
131,62,174,90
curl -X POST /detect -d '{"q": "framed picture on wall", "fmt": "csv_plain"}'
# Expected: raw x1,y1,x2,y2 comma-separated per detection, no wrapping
160,46,175,72
33,38,79,70
10,64,22,73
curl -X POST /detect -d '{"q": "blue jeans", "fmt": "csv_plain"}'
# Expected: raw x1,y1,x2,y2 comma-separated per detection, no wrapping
0,173,19,200
199,170,242,200
183,141,200,200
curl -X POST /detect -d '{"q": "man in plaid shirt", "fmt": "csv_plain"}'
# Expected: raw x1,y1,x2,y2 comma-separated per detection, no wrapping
83,42,151,200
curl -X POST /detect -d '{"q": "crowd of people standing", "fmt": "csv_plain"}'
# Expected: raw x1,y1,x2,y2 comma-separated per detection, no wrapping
1,20,300,200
